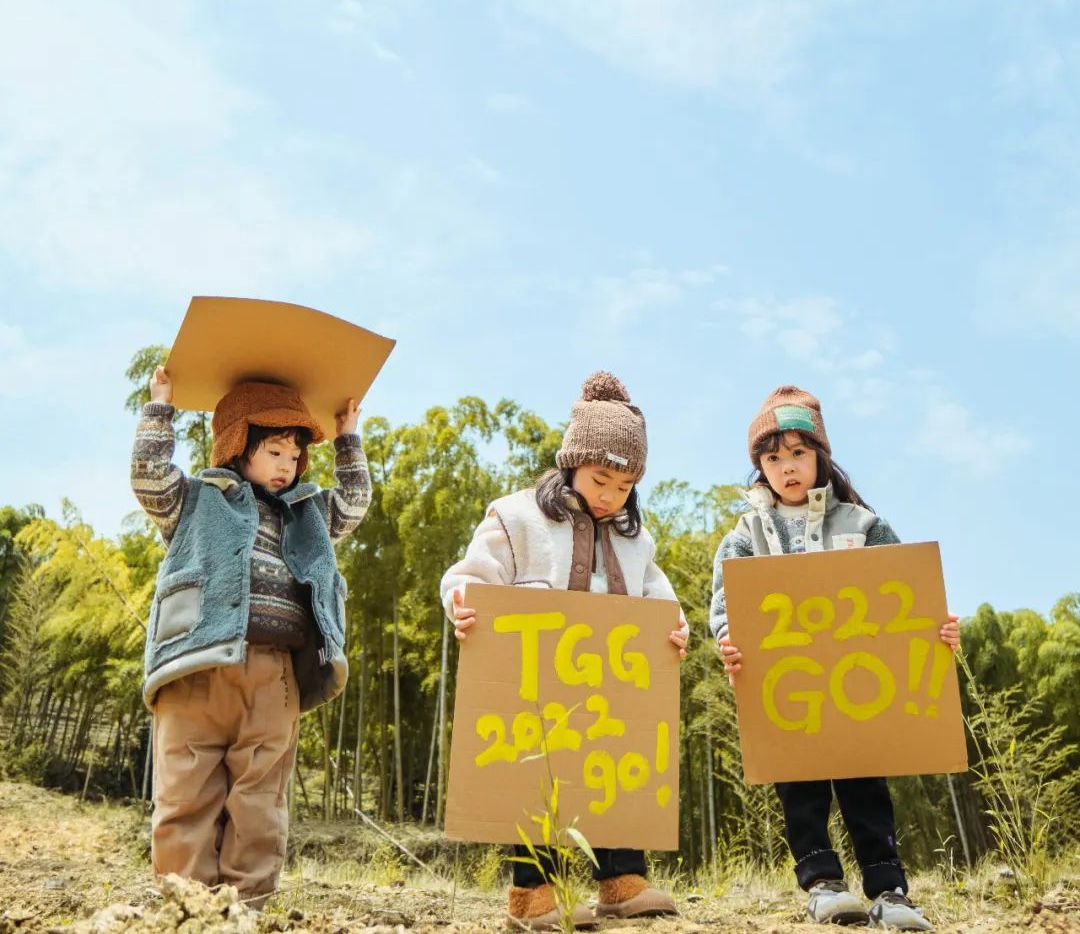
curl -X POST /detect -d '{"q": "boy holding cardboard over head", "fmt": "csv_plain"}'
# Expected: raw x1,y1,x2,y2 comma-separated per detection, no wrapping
132,367,370,905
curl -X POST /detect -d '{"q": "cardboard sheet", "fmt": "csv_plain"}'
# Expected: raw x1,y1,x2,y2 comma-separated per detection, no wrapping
165,297,395,439
723,542,967,784
445,584,681,850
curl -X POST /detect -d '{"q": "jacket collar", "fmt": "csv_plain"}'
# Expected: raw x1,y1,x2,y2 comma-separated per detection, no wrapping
199,467,320,503
744,481,837,516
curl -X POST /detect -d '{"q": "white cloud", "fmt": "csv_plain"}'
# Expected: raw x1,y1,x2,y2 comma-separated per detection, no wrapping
516,0,831,94
329,0,412,69
729,289,1029,474
851,349,884,370
833,375,894,417
594,264,723,324
733,294,842,357
977,8,1080,340
468,157,505,185
0,321,82,400
0,0,374,298
487,92,532,113
918,398,1030,472
983,229,1080,339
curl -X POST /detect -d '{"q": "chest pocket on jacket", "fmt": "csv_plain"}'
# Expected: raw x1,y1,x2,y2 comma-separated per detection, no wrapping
154,579,203,644
832,533,866,550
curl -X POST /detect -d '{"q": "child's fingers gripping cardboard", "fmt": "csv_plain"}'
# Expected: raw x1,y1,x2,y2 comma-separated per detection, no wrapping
150,366,173,404
451,587,477,641
941,613,961,651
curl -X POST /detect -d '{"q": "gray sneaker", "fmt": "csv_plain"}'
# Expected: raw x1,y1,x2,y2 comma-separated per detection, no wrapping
806,880,870,925
868,888,932,931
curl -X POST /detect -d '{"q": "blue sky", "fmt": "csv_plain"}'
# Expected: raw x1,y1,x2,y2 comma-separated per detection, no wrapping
1,0,1076,618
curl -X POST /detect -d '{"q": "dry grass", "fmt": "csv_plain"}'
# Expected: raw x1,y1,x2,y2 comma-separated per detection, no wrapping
2,781,1079,934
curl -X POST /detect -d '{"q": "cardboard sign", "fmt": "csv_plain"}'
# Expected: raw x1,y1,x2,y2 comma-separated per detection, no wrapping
165,297,395,439
445,584,681,850
723,542,967,784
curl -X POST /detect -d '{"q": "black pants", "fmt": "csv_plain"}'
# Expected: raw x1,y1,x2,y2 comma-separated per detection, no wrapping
775,777,906,898
511,845,647,888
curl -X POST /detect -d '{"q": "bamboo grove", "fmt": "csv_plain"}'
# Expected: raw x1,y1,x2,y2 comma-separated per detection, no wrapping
1,347,1079,886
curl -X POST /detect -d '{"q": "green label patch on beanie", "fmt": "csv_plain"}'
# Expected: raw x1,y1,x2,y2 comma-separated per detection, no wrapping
773,404,815,432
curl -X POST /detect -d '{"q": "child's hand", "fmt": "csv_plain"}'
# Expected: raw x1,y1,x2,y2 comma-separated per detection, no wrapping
719,635,742,685
335,398,360,436
451,587,477,642
669,613,690,660
940,613,960,652
149,366,172,405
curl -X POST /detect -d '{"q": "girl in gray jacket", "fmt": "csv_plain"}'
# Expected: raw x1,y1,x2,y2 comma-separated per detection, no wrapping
711,385,959,931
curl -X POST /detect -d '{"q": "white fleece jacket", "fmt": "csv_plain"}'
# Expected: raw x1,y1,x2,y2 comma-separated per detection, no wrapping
440,488,680,618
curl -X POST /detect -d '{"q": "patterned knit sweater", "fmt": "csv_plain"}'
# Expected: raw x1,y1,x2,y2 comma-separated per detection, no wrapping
132,401,371,646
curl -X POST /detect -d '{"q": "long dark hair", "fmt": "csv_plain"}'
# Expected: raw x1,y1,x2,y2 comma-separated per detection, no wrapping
748,430,872,511
534,467,643,538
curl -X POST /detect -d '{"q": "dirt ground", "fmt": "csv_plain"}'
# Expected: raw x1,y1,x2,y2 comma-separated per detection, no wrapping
2,781,1079,934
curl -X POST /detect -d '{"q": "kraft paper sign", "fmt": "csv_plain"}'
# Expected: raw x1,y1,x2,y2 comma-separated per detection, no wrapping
445,584,681,850
723,542,966,784
165,297,395,440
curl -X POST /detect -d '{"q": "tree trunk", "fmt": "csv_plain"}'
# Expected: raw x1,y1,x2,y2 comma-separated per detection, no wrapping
421,688,439,826
682,713,697,868
353,650,366,816
435,612,450,828
392,598,405,823
47,692,68,750
141,720,153,801
334,624,349,815
705,721,717,867
378,625,389,820
699,739,709,866
321,705,332,819
947,772,972,867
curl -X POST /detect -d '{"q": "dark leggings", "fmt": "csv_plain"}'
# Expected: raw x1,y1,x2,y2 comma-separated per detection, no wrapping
511,845,647,888
774,777,907,898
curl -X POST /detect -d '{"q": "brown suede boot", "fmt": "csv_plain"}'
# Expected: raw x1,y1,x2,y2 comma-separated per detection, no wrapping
595,874,678,919
507,883,594,930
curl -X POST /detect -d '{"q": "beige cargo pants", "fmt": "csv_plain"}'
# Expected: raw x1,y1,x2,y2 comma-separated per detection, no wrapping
151,644,300,903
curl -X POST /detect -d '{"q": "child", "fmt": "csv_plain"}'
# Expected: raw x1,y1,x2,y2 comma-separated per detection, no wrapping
132,367,371,906
709,385,959,931
441,372,689,931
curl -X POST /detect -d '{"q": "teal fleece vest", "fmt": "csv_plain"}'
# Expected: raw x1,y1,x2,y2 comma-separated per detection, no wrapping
142,468,348,713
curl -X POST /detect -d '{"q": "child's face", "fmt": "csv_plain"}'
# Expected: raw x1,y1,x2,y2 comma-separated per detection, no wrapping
571,464,636,520
239,434,301,491
760,431,818,506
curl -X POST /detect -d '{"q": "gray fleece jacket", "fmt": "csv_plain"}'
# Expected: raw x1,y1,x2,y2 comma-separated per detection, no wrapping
708,483,899,643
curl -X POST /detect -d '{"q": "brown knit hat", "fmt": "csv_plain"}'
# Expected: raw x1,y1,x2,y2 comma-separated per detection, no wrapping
210,381,326,476
748,385,831,461
556,372,648,481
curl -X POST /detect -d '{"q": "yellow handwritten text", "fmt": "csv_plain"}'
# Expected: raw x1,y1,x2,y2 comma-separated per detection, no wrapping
759,581,935,650
493,612,653,700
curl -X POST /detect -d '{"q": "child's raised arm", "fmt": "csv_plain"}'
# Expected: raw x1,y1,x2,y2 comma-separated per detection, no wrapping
321,398,372,543
131,367,188,543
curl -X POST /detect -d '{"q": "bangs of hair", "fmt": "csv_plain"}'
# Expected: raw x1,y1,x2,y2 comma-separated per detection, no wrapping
752,429,812,459
241,424,313,462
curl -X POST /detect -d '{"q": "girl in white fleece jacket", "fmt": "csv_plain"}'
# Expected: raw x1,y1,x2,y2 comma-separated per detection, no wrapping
440,371,689,931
